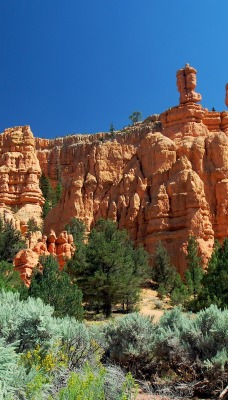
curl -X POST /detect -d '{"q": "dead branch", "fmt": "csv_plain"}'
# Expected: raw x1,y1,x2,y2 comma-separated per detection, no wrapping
219,385,228,399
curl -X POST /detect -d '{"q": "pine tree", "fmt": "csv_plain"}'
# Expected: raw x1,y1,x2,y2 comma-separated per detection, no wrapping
129,111,142,124
68,219,149,317
196,239,228,309
55,181,63,203
110,123,114,134
152,242,187,304
0,220,25,263
152,242,174,285
0,260,26,295
65,217,86,246
26,217,40,235
29,255,83,320
185,236,203,300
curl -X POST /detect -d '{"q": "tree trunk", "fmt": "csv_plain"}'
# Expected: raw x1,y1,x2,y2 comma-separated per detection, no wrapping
103,301,112,318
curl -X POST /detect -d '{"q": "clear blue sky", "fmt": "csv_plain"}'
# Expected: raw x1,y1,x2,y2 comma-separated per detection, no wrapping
1,0,228,139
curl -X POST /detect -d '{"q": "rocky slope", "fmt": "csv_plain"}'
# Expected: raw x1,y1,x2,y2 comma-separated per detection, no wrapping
1,64,228,274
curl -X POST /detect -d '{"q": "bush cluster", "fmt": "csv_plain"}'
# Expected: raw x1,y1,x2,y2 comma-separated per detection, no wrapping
97,307,228,398
0,290,137,399
66,218,149,317
0,286,227,398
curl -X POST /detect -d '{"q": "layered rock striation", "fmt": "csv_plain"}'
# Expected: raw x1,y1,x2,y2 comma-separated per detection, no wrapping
0,126,44,231
1,64,228,275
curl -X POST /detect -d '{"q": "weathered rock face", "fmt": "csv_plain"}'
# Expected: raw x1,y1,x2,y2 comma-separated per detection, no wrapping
14,230,75,285
176,63,202,104
2,65,228,274
0,126,44,230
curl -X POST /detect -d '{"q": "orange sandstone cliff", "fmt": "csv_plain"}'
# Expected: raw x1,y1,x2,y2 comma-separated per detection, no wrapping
1,64,228,277
0,125,44,231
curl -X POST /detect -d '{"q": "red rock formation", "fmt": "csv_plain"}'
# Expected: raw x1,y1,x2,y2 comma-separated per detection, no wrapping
5,64,228,275
14,249,39,287
14,230,75,285
0,126,44,230
176,63,202,104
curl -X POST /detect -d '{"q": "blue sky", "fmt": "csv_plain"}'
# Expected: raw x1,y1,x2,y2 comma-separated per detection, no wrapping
0,0,228,139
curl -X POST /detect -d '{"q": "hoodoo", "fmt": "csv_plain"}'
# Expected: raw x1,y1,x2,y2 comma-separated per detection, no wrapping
1,65,228,281
0,125,44,232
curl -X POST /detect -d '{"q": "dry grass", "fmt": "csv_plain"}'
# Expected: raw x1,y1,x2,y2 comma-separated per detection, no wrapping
138,287,171,322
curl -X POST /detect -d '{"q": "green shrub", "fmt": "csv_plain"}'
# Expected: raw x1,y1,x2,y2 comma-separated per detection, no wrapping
153,305,228,379
57,317,101,369
101,313,156,375
0,338,26,399
28,255,83,320
154,299,163,309
55,364,137,400
0,290,58,352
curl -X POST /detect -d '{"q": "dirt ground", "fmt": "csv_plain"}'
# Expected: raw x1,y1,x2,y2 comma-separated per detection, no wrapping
136,288,172,400
138,287,171,321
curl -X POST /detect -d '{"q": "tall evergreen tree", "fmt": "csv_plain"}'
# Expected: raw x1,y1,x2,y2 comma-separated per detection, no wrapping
0,261,27,296
39,173,63,218
65,218,87,286
0,220,25,263
39,173,55,218
68,219,149,317
65,217,86,246
152,242,175,287
152,241,187,303
55,181,63,203
29,255,83,320
196,239,228,309
185,236,203,299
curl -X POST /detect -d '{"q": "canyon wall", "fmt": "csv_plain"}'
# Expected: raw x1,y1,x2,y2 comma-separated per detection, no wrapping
1,65,228,274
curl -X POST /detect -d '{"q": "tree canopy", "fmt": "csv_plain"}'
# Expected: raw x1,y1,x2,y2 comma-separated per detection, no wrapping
0,220,25,263
129,111,142,124
67,219,149,317
39,173,63,218
28,255,83,320
195,239,228,310
151,241,187,304
185,236,203,300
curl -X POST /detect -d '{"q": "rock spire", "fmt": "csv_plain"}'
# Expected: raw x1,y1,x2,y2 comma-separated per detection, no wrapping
176,63,202,104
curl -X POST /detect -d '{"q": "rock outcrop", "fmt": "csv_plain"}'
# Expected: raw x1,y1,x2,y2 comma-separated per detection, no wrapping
176,63,202,104
1,64,228,275
14,230,75,285
0,126,44,230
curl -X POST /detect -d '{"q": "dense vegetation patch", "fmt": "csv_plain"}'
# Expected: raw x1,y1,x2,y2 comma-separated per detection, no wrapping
0,213,227,398
152,236,228,313
66,218,149,317
0,290,137,399
0,290,227,399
